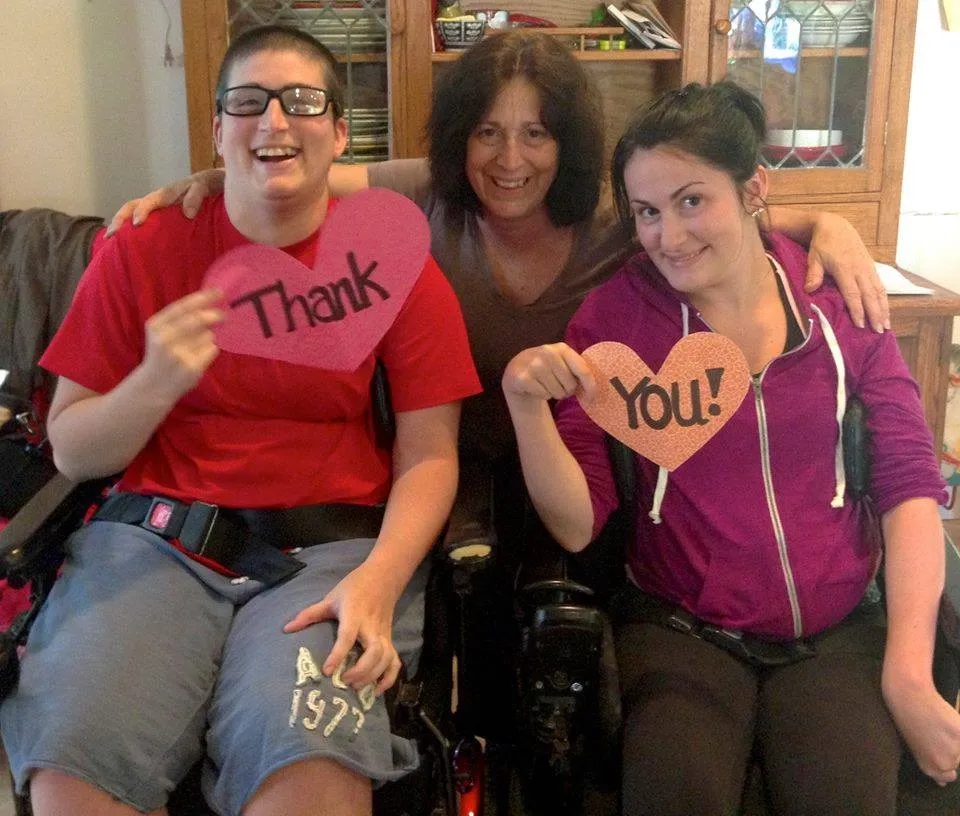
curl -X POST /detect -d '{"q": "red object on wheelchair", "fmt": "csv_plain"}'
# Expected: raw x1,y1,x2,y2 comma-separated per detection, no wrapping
453,736,485,816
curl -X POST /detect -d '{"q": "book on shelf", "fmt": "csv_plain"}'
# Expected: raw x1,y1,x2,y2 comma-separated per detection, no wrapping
607,2,681,49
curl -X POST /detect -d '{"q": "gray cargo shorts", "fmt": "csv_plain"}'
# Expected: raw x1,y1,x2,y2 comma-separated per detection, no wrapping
0,520,426,814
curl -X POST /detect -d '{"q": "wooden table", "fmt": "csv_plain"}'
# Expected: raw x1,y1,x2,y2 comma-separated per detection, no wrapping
890,270,960,452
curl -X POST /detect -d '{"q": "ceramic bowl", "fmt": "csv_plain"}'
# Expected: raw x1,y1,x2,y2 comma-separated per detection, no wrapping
435,19,487,50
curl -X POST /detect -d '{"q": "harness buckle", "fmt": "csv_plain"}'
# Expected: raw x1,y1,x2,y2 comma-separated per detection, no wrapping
179,501,219,556
14,410,39,438
665,610,699,637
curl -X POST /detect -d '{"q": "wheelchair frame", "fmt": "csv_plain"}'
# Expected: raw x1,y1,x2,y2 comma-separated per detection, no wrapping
4,396,960,816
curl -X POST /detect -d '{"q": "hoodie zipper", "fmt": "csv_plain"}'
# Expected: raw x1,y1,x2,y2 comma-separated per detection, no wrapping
689,258,819,638
751,373,803,638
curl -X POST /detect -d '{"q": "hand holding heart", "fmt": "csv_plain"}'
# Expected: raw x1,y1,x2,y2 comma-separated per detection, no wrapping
578,334,750,471
202,188,430,372
502,343,598,403
142,288,225,403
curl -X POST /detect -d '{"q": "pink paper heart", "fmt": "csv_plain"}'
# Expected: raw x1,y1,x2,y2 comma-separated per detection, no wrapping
204,188,430,371
578,335,751,471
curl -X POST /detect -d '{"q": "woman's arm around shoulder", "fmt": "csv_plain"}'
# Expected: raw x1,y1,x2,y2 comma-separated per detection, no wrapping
47,289,224,480
768,207,889,333
106,163,373,234
107,168,225,235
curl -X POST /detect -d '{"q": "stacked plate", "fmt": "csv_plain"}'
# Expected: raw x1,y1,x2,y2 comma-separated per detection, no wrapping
340,107,389,164
274,2,388,55
781,1,872,47
763,128,847,164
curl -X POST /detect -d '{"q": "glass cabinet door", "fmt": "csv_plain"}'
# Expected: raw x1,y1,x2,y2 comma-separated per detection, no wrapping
710,0,896,195
228,1,390,163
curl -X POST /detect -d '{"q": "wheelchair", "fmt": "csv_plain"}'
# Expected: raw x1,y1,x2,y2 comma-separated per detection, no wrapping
0,358,472,816
600,396,960,815
9,396,960,816
0,360,627,816
428,396,960,816
0,207,487,816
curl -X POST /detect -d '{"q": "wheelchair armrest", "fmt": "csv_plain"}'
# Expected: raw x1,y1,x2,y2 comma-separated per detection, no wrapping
441,519,495,576
440,459,497,579
940,528,960,655
0,472,110,586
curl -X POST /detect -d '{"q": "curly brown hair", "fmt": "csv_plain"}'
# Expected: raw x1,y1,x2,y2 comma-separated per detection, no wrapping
428,30,605,227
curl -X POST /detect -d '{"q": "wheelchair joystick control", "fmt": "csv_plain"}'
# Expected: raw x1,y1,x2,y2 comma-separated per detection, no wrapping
515,578,607,813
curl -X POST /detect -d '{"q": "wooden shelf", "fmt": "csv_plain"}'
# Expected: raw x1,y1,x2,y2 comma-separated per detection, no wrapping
546,26,625,38
333,52,386,63
432,25,681,62
728,46,870,59
577,49,682,61
802,46,870,58
431,48,681,62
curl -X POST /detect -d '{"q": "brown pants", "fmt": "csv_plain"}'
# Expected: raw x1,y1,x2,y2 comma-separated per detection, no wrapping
615,603,904,816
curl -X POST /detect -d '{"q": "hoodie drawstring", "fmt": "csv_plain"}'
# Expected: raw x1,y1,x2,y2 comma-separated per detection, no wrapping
648,303,692,524
648,299,847,521
812,304,847,507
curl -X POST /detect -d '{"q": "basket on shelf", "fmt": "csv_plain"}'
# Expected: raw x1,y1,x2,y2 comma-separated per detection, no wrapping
434,19,487,50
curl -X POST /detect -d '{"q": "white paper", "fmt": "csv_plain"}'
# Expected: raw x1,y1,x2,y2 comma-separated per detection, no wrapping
609,4,682,49
625,0,673,36
621,8,681,48
0,369,7,388
607,5,655,47
875,262,934,295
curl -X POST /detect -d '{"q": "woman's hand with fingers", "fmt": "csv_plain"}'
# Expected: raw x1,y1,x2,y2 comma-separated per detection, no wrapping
107,168,226,235
502,342,597,404
885,675,960,786
804,211,889,333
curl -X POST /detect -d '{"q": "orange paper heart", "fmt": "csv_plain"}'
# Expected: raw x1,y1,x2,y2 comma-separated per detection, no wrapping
578,335,751,471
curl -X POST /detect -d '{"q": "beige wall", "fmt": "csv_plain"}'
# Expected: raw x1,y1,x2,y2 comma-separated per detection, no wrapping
897,0,960,297
0,0,190,217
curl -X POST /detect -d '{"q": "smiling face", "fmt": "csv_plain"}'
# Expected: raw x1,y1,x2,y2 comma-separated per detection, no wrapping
465,77,559,225
623,145,767,298
213,48,347,218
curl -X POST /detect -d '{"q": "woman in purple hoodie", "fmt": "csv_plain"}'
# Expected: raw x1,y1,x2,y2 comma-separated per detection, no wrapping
503,81,960,815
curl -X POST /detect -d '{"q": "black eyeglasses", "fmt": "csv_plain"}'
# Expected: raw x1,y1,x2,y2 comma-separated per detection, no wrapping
217,85,336,117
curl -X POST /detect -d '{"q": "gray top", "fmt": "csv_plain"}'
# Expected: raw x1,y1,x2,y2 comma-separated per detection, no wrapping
368,158,631,461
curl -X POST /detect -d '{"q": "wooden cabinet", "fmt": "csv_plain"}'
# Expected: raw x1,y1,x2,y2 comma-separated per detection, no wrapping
707,0,918,264
180,0,917,262
181,1,956,437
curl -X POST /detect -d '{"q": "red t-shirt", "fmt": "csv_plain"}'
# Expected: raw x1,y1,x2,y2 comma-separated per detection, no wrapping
41,196,481,508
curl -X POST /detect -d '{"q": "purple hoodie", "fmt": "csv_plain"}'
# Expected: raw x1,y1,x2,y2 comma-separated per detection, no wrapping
556,232,946,640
